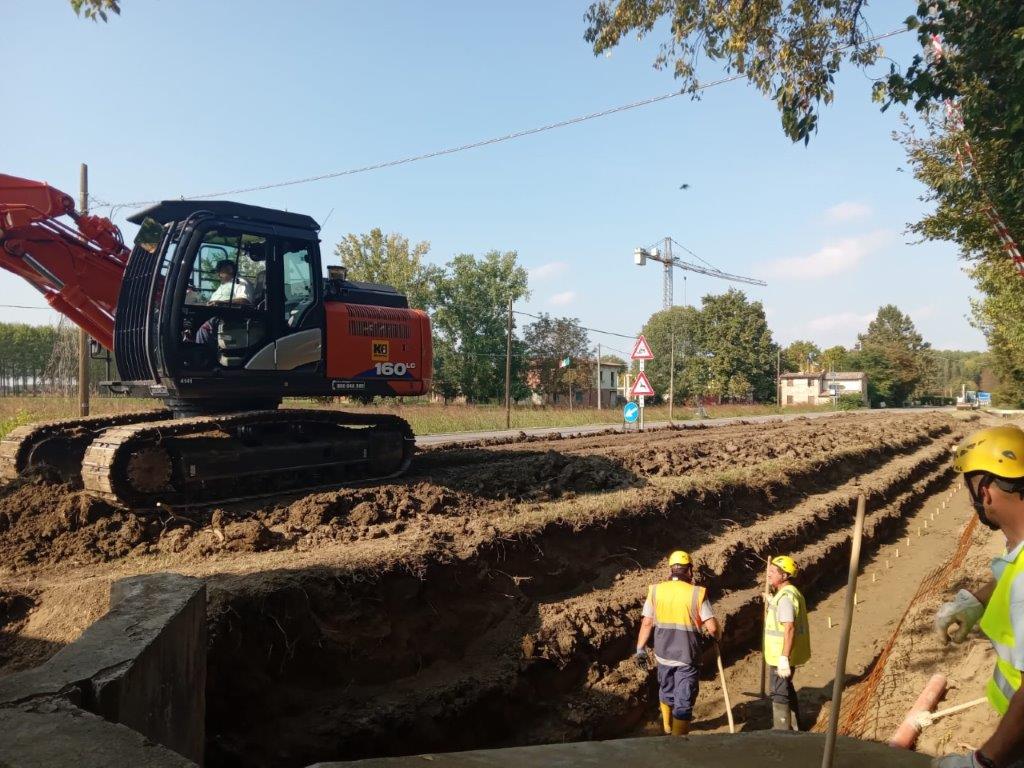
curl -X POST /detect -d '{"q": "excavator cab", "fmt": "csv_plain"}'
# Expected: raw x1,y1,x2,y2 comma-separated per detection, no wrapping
114,201,431,413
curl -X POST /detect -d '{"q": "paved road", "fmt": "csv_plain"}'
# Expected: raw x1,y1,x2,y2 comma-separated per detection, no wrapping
415,408,948,448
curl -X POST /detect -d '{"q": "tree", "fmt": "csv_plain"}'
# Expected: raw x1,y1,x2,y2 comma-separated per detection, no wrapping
853,305,931,406
335,228,436,311
820,345,849,372
698,290,778,402
636,305,702,403
523,314,593,403
783,340,821,372
583,1,878,144
70,0,120,21
430,251,529,402
639,291,778,404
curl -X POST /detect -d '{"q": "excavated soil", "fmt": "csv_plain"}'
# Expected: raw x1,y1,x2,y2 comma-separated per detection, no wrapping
0,410,981,767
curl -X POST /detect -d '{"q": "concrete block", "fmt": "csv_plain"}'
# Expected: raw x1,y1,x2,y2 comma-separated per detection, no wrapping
0,707,195,768
0,572,206,765
310,732,933,768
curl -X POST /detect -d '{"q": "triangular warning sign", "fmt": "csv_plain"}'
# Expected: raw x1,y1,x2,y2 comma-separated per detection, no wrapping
630,335,654,360
629,371,655,397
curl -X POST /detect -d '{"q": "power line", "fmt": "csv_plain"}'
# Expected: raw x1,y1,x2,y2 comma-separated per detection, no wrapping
512,309,636,340
96,26,908,209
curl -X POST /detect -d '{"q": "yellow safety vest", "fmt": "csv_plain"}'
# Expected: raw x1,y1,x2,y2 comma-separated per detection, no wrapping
648,580,706,665
979,544,1024,714
764,583,811,667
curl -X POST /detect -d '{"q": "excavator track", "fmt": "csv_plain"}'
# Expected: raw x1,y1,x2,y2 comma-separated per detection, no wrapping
80,409,414,509
0,410,173,483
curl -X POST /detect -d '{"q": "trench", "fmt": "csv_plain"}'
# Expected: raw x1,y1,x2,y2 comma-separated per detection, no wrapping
201,420,964,767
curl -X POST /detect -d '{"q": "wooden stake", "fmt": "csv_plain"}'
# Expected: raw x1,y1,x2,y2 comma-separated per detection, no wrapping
872,572,877,583
821,494,867,768
715,644,736,734
760,556,770,699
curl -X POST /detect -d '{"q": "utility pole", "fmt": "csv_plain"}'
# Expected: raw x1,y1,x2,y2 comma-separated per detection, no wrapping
596,343,602,410
776,348,781,408
78,163,90,417
669,332,675,423
504,297,513,430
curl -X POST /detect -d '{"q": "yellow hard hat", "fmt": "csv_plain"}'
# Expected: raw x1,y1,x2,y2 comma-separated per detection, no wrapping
771,555,798,577
668,550,691,567
953,426,1024,479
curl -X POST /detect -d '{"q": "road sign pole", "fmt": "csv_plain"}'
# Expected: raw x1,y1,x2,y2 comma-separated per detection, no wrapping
639,359,645,431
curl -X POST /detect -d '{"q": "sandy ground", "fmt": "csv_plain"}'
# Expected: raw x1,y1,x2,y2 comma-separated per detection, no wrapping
0,409,985,767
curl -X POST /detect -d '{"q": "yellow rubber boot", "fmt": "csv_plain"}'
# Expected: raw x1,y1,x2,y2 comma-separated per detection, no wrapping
670,717,690,736
659,702,672,734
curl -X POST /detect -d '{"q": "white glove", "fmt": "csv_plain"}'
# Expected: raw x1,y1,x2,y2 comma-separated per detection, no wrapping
931,751,984,767
935,589,984,644
777,655,791,679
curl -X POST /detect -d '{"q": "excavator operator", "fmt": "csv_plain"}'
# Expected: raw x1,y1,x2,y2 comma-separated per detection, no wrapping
195,260,253,346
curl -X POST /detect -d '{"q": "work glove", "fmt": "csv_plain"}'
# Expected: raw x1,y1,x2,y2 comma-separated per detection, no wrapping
934,589,984,644
931,751,989,768
634,648,648,669
776,655,791,679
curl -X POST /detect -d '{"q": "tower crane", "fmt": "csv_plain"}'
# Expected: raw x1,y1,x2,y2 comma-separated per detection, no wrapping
633,236,766,309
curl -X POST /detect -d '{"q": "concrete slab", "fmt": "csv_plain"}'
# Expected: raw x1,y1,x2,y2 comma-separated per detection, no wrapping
310,732,932,768
0,573,206,765
0,707,195,768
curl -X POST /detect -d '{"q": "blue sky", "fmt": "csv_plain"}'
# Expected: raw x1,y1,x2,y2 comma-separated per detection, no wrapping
3,1,984,353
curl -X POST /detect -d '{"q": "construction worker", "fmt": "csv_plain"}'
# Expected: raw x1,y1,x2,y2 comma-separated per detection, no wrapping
932,425,1024,768
634,550,721,736
764,554,810,731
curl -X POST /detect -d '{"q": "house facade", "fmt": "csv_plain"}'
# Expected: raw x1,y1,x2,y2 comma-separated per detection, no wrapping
779,371,868,406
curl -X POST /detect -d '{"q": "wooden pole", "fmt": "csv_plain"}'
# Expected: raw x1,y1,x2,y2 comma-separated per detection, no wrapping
760,555,770,698
669,332,675,423
716,645,736,733
821,494,867,768
596,343,602,410
78,163,90,417
504,297,512,429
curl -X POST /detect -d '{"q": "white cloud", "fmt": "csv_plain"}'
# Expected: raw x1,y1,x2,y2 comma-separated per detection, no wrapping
529,261,568,281
825,201,872,223
806,311,875,333
911,304,936,320
548,291,577,306
759,230,892,281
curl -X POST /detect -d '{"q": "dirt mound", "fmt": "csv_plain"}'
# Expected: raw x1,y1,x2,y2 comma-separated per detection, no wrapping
0,478,154,570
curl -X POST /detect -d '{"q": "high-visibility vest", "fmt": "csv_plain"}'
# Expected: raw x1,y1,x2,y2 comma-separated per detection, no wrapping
648,580,706,665
764,583,811,667
979,545,1024,714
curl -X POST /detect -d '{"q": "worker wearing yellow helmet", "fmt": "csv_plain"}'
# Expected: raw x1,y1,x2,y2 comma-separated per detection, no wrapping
932,425,1024,768
635,550,721,735
764,554,810,731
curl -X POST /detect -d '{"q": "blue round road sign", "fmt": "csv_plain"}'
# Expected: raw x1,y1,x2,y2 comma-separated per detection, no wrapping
623,402,639,423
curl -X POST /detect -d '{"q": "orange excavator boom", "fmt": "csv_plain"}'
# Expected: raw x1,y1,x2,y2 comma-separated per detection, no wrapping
0,172,128,349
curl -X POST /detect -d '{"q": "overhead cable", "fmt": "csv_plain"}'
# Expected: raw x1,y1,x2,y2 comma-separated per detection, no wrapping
97,26,908,208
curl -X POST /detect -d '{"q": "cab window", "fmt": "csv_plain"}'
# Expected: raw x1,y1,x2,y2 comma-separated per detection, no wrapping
282,242,315,328
186,230,268,308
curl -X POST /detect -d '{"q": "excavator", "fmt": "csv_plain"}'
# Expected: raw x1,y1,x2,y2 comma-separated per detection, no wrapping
0,172,432,508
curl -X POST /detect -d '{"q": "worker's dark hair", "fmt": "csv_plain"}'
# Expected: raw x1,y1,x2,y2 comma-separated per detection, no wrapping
215,260,236,275
670,563,693,581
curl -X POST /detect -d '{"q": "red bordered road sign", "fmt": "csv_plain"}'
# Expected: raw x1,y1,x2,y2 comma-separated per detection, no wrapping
629,371,655,398
630,335,654,361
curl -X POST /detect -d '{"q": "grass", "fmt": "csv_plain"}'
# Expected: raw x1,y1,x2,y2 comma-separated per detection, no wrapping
0,395,840,440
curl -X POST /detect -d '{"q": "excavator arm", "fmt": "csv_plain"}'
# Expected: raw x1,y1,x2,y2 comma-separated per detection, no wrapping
0,172,129,350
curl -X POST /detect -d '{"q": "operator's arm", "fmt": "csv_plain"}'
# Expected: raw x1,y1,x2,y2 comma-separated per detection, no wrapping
782,621,795,657
972,577,997,606
704,616,722,642
980,687,1024,766
637,616,654,649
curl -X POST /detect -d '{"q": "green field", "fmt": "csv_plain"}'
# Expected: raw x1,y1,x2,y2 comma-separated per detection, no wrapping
0,395,839,440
